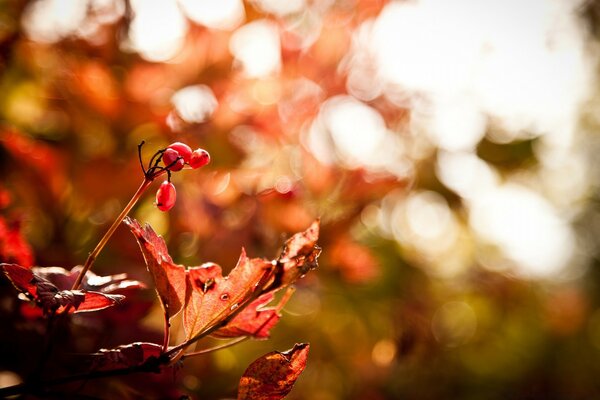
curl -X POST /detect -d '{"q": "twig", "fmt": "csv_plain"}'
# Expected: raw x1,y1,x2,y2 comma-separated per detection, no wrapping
71,177,155,290
181,337,249,359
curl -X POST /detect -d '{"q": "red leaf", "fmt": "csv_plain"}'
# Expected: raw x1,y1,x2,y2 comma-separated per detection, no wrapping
63,291,125,314
237,343,310,400
2,263,36,299
214,289,292,339
92,342,163,370
124,217,186,320
183,249,274,340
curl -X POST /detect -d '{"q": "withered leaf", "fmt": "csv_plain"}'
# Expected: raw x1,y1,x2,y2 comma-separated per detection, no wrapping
1,263,125,315
33,265,146,294
92,342,163,370
273,220,321,290
124,217,186,320
237,343,310,400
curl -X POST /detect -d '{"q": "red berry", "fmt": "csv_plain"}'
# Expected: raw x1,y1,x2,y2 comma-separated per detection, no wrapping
189,148,210,169
156,181,176,211
167,142,193,163
163,148,185,171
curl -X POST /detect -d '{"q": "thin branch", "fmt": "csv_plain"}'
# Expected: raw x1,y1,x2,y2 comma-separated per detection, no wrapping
181,337,249,359
71,177,155,290
137,141,146,175
162,310,170,353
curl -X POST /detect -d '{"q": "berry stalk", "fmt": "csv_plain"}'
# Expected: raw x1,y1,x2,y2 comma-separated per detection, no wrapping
71,176,156,290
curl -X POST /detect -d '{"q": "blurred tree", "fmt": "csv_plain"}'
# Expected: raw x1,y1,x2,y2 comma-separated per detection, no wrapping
2,0,600,399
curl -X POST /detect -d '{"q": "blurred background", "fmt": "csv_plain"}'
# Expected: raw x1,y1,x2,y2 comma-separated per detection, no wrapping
2,0,600,398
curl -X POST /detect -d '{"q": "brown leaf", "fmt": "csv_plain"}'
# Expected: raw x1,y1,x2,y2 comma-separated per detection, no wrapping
183,249,274,340
92,342,163,370
273,220,321,289
237,343,310,400
124,217,186,320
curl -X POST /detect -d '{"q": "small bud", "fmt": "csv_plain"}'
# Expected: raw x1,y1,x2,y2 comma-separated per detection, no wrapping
156,181,176,211
189,148,210,169
163,148,185,171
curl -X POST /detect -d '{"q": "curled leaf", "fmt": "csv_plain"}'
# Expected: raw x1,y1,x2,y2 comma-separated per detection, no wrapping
271,220,321,290
92,342,163,370
238,343,310,400
1,263,125,315
124,217,186,320
33,265,146,294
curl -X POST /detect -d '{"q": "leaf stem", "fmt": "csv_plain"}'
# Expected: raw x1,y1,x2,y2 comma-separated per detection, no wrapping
71,177,156,290
162,311,170,353
182,337,249,359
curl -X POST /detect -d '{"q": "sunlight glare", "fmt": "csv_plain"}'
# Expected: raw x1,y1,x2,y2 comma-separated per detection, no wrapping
171,85,218,123
305,96,408,176
178,0,245,30
390,190,458,256
469,184,575,279
127,0,187,62
251,0,306,17
22,0,88,43
230,20,281,78
371,0,592,149
436,151,499,200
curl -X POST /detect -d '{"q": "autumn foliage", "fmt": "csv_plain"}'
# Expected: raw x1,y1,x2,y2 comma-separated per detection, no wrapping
0,142,320,399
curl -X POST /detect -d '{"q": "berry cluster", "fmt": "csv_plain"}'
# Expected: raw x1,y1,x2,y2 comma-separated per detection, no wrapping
138,141,210,212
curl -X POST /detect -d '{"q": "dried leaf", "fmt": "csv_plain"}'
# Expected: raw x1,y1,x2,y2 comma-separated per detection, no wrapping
33,265,146,294
214,290,291,340
183,249,273,340
272,220,321,290
237,343,310,400
1,263,125,315
124,217,186,320
92,342,163,370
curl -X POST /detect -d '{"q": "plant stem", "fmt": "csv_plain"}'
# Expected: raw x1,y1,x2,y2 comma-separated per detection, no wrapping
162,311,170,353
71,177,155,290
182,337,249,359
